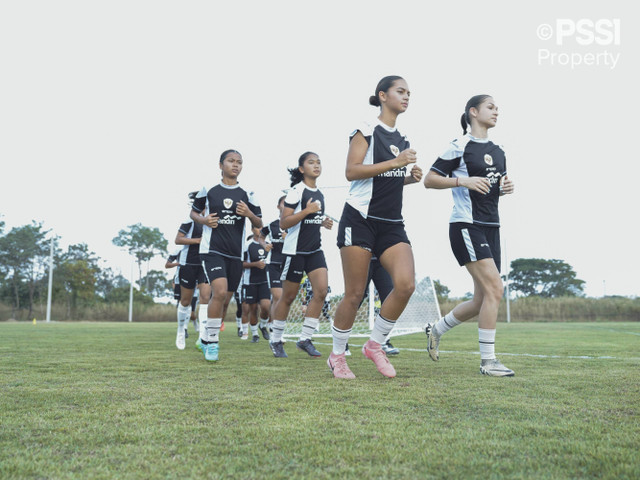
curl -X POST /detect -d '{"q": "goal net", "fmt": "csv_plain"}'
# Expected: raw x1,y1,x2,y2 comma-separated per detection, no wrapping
282,276,441,338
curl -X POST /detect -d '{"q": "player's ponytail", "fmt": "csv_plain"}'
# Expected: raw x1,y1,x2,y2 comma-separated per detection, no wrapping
369,75,404,107
288,151,317,187
461,95,492,134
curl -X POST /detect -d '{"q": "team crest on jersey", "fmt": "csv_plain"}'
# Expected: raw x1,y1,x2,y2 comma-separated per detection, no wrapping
484,154,493,166
390,145,400,157
223,198,233,209
258,249,265,256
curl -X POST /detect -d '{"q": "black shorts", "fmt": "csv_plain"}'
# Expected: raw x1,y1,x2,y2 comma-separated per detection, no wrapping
178,264,207,290
280,251,327,284
201,253,243,292
266,263,283,289
243,283,271,304
173,283,181,301
449,222,501,272
336,203,410,258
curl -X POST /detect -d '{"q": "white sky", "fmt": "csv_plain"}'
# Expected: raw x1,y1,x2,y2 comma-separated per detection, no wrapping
1,1,638,298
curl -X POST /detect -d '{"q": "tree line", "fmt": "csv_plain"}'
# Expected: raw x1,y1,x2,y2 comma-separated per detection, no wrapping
0,217,590,320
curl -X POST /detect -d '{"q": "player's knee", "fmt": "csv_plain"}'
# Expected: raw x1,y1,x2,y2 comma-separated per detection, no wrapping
394,278,415,301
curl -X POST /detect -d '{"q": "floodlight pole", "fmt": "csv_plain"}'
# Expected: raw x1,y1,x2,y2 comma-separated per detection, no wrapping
46,236,54,322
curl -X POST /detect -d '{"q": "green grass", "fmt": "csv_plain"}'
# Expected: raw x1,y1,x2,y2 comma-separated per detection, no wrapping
1,322,638,479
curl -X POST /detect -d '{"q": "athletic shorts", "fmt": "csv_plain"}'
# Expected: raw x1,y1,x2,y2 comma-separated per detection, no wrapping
178,264,207,290
201,253,243,292
280,250,327,284
266,263,283,289
243,283,271,304
173,283,181,301
449,222,501,272
336,203,410,258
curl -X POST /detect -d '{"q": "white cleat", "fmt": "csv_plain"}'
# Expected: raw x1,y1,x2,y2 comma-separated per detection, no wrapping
176,331,186,350
480,358,515,377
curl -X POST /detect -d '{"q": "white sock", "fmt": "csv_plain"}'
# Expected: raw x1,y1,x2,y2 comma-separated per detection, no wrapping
242,323,249,335
236,316,242,328
435,311,462,337
369,314,395,345
259,317,268,328
331,325,351,355
177,304,191,331
250,324,258,336
478,328,496,360
270,319,286,343
206,318,222,343
299,317,319,341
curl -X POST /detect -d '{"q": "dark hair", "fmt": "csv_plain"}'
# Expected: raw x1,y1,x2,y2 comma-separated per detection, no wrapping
460,95,492,134
288,151,317,187
277,195,286,205
369,75,404,107
220,149,241,164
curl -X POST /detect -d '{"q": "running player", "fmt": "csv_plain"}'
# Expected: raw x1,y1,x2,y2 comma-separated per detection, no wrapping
270,151,333,358
242,227,271,342
329,75,423,379
423,94,515,377
174,192,211,350
259,195,287,338
190,149,263,362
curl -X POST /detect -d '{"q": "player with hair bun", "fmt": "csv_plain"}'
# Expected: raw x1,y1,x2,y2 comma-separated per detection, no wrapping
423,94,515,377
329,75,423,379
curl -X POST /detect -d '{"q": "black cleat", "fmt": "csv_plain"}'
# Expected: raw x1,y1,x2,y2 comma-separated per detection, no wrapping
237,327,243,338
270,341,288,358
259,326,271,341
251,335,260,343
382,341,399,355
296,339,322,357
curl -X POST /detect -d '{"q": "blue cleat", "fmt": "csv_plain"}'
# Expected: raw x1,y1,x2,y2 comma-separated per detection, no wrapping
204,342,219,361
195,337,202,351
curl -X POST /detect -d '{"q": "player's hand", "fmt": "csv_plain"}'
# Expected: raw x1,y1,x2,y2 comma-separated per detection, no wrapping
204,212,219,228
322,217,333,230
500,175,514,195
406,164,423,184
236,201,250,217
256,260,266,269
460,176,491,195
264,243,273,252
305,198,322,214
394,148,417,168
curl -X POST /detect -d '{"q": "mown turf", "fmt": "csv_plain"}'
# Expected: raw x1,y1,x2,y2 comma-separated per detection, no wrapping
1,321,638,479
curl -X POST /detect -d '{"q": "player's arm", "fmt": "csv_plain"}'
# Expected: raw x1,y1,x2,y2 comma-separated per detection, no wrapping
175,230,201,246
424,170,490,195
404,164,423,185
345,131,417,181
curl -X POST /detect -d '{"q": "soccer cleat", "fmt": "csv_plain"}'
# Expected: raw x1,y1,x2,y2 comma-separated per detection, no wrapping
237,327,243,338
425,322,440,361
184,329,189,339
327,352,356,379
480,358,515,377
259,325,271,341
192,318,199,331
270,341,288,358
195,337,202,351
251,335,260,343
344,343,351,356
176,331,186,350
362,340,396,378
296,339,322,357
241,332,249,340
203,342,219,362
382,341,399,355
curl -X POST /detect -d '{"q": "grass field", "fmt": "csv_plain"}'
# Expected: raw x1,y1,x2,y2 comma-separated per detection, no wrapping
1,321,638,479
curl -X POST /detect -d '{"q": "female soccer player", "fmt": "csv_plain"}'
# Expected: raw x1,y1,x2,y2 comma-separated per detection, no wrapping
423,94,515,377
190,149,263,362
269,151,333,358
242,227,271,342
329,75,423,379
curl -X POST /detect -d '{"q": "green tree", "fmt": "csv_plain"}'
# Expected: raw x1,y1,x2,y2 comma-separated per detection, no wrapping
112,224,168,290
0,222,50,318
508,258,585,298
54,244,100,315
140,269,172,299
433,279,450,304
95,267,129,299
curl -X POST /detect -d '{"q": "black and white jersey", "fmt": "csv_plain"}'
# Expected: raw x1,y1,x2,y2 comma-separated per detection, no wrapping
192,182,262,260
167,247,181,283
282,182,325,256
431,134,507,226
261,219,285,264
176,219,203,266
345,119,410,223
242,240,268,285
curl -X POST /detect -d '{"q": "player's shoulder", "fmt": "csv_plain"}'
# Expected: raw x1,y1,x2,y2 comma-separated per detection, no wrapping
350,119,375,139
439,135,471,160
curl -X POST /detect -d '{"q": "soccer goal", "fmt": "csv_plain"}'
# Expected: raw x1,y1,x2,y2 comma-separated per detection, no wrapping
282,276,441,339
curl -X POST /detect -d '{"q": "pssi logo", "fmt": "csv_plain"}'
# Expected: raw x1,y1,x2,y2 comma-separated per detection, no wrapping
223,198,233,209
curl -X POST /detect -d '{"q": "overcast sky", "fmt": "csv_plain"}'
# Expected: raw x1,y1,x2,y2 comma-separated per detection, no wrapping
1,1,637,298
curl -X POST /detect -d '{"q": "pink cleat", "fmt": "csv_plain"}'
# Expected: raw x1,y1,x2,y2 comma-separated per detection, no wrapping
327,352,356,379
362,340,396,378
